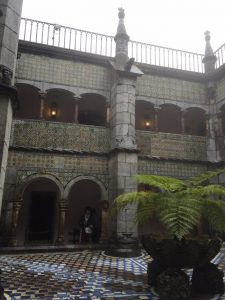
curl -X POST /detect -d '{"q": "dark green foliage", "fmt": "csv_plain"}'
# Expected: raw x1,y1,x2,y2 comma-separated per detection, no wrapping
113,169,225,239
156,268,191,300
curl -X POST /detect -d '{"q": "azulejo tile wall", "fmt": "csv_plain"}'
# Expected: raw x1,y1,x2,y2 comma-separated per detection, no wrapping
11,120,110,153
138,158,207,178
136,74,206,105
136,131,207,161
7,151,109,187
16,53,112,91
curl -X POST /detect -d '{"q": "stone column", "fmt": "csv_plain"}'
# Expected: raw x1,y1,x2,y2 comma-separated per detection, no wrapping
154,106,160,131
9,195,22,246
99,200,109,243
108,9,143,253
105,101,110,127
73,96,80,123
215,111,225,159
181,109,186,134
39,92,46,119
56,200,68,244
109,75,140,243
0,0,23,214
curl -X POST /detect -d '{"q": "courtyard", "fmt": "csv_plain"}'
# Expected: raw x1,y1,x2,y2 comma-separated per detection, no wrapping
0,247,225,300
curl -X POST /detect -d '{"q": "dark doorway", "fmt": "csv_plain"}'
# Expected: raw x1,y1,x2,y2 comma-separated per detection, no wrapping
27,192,56,242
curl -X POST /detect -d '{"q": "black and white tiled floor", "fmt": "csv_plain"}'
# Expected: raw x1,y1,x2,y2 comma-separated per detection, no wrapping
0,248,225,300
0,250,156,300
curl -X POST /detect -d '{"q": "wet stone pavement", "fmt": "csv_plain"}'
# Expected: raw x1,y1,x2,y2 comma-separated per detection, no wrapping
0,248,224,300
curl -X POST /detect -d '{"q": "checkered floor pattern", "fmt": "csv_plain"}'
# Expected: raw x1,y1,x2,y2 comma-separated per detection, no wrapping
0,248,224,299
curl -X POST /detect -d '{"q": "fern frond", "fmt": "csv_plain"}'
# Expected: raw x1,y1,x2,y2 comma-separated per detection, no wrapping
201,199,225,232
111,191,152,216
158,197,201,239
186,169,225,187
135,175,185,192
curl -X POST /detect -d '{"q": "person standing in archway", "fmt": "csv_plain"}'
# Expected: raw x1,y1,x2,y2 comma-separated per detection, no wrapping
79,207,96,243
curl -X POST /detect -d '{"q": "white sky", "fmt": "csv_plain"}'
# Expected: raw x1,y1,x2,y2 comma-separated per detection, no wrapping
21,0,225,54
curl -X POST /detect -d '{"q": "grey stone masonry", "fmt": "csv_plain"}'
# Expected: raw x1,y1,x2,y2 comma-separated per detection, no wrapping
0,0,23,214
0,94,13,212
110,76,137,150
0,0,23,79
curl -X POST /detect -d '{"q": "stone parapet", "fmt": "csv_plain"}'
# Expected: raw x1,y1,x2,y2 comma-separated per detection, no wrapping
11,119,110,154
136,131,207,161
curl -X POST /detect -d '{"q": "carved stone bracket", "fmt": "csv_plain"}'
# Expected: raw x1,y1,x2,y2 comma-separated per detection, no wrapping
0,65,13,86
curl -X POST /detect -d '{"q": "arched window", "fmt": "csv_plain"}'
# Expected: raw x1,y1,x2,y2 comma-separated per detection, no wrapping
135,100,155,131
44,89,75,123
184,107,206,136
158,104,182,134
15,84,40,120
78,93,107,126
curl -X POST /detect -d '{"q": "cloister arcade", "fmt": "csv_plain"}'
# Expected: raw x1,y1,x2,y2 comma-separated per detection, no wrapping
11,174,108,246
15,83,211,136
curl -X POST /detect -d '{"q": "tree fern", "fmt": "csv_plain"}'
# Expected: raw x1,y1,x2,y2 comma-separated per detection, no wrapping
113,168,225,240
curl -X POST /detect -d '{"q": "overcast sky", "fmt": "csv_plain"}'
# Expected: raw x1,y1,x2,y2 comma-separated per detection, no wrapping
21,0,224,54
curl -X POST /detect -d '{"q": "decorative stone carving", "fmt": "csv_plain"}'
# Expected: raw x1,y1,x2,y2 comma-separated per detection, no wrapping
0,65,13,86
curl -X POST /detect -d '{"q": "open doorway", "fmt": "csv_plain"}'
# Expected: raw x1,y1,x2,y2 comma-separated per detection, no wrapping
27,192,56,243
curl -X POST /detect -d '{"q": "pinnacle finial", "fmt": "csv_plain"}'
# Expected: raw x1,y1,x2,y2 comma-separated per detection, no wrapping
203,30,216,73
204,30,214,57
118,7,125,19
114,7,129,65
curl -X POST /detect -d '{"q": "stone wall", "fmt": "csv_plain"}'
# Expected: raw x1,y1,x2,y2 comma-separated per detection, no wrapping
136,74,207,105
16,53,112,92
138,158,207,179
11,119,110,153
136,131,207,161
217,77,225,103
5,150,109,195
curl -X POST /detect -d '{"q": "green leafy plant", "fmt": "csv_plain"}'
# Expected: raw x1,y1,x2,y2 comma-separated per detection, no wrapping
113,169,225,240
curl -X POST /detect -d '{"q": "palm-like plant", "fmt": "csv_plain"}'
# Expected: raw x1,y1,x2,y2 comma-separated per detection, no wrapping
113,169,225,240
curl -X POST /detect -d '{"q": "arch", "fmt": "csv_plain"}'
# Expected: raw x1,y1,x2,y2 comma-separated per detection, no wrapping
135,100,155,131
158,104,182,134
78,93,107,126
15,83,41,120
65,176,108,244
44,88,75,123
64,175,107,200
184,107,207,136
17,173,64,199
17,174,64,246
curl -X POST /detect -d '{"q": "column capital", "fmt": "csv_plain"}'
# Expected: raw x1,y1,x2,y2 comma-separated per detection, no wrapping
73,95,81,102
154,106,161,113
59,199,68,210
39,91,47,99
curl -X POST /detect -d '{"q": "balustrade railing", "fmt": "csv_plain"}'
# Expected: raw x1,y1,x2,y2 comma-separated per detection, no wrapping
215,43,225,69
20,17,225,73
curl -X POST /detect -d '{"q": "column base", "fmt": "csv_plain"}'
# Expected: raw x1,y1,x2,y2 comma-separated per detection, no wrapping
105,236,141,258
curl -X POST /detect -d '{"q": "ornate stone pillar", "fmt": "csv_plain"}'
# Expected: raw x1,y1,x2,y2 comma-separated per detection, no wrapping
154,106,161,131
9,196,22,246
56,200,68,244
108,8,143,253
39,92,46,119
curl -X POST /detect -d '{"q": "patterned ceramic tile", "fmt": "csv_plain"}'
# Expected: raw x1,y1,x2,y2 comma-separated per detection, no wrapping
0,248,225,300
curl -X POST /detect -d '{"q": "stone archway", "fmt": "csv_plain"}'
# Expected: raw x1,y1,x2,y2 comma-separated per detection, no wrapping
16,175,63,246
64,176,108,244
